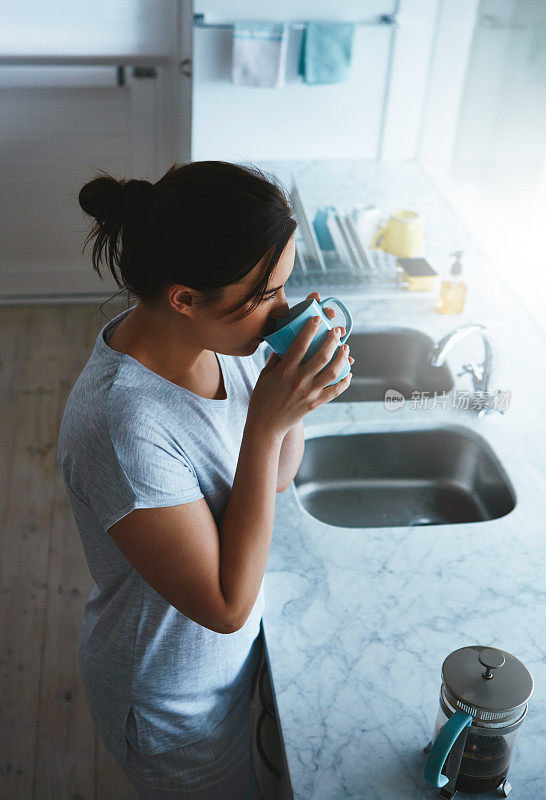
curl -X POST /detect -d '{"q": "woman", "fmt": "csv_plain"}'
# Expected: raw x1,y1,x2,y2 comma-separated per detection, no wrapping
57,160,354,799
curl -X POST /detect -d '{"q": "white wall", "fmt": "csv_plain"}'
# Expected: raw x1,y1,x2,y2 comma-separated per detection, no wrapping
452,0,546,185
417,0,479,169
191,0,440,162
420,0,546,334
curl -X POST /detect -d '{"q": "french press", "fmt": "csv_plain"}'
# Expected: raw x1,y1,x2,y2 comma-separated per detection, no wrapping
423,645,534,798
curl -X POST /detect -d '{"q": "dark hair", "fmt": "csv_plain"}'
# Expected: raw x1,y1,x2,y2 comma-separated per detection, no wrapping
78,160,297,320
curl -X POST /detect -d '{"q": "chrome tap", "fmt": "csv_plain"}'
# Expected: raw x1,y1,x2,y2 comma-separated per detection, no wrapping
430,323,494,392
429,324,500,416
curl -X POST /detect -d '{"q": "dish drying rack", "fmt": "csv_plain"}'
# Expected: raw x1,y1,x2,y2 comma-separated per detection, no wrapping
287,174,405,293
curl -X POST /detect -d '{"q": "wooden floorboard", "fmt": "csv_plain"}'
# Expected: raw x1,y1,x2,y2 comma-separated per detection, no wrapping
1,302,138,800
0,307,31,537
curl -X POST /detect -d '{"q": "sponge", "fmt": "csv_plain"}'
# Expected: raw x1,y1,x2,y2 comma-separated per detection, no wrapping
397,257,439,291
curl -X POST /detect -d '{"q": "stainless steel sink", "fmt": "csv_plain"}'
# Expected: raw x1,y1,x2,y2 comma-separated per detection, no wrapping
331,328,454,402
294,426,516,528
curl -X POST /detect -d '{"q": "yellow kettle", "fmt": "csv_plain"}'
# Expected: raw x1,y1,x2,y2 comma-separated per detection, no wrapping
370,210,424,258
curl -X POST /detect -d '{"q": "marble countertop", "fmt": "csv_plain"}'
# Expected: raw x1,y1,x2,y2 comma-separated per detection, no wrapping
252,161,546,799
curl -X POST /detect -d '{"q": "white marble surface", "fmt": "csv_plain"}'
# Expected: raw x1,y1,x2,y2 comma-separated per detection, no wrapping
251,160,546,799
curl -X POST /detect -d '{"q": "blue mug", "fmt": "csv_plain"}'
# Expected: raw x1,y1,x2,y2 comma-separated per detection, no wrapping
263,296,353,387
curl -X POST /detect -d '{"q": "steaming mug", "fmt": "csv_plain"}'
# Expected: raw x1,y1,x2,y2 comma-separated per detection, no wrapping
263,296,353,387
370,209,424,257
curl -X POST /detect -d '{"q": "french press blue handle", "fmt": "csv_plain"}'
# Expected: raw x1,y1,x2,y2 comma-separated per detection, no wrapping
423,710,473,788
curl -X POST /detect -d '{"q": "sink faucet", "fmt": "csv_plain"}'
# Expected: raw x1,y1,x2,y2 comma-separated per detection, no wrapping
430,323,493,392
429,324,500,416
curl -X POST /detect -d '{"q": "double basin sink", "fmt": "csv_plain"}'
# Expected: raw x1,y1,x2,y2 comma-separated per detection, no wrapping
293,328,516,528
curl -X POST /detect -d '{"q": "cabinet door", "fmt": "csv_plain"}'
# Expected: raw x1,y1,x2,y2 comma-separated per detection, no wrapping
0,0,193,302
251,656,293,800
0,69,143,299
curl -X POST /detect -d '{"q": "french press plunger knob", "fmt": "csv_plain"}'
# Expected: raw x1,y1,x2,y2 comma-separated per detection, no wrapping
478,648,505,679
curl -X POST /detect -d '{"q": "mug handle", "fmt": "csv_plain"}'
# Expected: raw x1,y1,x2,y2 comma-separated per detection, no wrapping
319,297,353,344
423,710,473,788
369,224,388,251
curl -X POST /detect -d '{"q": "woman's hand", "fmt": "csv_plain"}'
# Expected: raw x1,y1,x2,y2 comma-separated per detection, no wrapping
257,290,355,380
306,292,354,367
250,316,353,437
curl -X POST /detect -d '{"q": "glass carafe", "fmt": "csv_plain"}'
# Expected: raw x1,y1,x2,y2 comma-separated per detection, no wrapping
431,698,519,793
424,646,533,798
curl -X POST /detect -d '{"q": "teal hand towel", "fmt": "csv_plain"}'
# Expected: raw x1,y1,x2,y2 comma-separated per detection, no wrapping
298,21,355,84
231,21,289,87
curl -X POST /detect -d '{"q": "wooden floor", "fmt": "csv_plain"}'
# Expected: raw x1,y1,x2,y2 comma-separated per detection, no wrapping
0,300,139,800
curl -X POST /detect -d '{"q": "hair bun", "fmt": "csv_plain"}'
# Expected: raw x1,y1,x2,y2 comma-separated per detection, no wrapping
120,179,155,224
79,175,154,225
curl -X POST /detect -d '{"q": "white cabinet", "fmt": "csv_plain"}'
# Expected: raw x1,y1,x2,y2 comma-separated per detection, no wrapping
0,0,193,302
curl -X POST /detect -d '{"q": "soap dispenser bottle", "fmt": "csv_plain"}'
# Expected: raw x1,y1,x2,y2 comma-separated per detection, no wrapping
436,250,467,314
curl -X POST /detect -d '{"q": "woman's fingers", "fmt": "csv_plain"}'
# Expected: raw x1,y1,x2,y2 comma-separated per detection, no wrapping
329,318,346,337
323,306,346,337
323,307,346,337
306,293,346,337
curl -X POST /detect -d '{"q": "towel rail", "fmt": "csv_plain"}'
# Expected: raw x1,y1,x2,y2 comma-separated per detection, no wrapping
193,13,398,30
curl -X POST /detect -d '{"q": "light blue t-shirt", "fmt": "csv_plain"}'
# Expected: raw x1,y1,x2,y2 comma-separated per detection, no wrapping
57,304,272,764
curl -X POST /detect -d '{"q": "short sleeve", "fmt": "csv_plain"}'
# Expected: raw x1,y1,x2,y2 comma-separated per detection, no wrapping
92,393,204,532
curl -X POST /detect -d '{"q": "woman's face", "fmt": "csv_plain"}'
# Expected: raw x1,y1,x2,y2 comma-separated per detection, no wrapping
211,233,296,356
